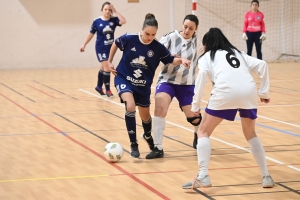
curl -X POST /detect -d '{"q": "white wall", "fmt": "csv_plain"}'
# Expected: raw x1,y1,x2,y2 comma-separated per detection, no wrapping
0,0,186,69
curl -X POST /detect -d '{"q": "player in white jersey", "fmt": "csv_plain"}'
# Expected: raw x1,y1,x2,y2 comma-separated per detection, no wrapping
145,15,201,159
80,2,126,97
182,28,274,189
108,14,190,158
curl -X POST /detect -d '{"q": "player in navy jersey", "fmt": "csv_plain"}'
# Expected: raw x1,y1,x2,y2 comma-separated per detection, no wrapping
182,28,274,189
108,13,191,158
80,2,126,97
145,14,200,160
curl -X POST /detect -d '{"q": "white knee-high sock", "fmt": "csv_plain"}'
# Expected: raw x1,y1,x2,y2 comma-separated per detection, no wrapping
248,137,269,177
197,137,211,178
153,116,165,150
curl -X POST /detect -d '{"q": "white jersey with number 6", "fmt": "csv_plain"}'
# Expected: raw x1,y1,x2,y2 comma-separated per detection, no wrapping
192,49,269,112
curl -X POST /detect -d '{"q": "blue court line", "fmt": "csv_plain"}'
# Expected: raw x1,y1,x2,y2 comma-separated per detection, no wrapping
200,105,300,138
235,117,300,138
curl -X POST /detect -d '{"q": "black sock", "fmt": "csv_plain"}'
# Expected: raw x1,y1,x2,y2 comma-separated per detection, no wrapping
142,117,152,137
103,71,111,91
97,70,104,89
125,111,137,143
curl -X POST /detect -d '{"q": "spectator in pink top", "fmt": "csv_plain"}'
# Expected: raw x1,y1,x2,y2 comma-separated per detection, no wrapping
242,0,266,60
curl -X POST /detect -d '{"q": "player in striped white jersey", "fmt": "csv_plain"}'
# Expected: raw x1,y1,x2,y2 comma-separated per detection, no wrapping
145,15,201,159
182,28,274,189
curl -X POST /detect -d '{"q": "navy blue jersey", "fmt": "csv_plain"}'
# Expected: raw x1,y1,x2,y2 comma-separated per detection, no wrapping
90,16,121,52
114,32,175,96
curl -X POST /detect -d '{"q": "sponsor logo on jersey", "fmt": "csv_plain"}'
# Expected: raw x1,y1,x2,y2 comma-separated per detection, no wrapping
126,76,146,86
147,50,154,57
130,56,148,69
104,39,114,45
131,47,136,51
133,69,142,78
106,34,111,40
103,25,113,33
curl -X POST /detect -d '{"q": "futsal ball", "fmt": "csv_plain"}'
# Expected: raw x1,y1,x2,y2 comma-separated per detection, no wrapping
104,142,124,162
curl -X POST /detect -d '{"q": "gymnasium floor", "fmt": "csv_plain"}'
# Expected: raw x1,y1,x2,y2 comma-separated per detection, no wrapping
0,62,299,199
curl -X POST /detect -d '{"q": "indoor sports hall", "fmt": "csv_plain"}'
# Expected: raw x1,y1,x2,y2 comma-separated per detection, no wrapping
0,0,299,199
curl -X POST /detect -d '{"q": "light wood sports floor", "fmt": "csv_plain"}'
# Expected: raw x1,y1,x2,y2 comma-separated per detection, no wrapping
0,62,299,199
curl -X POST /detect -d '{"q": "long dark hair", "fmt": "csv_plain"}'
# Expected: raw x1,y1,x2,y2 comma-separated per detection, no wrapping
200,28,241,60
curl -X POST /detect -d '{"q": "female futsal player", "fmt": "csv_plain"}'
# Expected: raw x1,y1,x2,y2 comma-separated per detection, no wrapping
80,2,126,97
242,0,266,60
182,28,274,189
145,14,201,159
107,13,190,158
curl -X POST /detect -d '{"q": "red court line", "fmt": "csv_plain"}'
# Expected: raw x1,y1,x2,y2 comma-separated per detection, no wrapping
0,92,170,200
26,84,56,98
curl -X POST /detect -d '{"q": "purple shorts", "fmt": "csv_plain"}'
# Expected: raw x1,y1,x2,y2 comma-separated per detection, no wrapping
205,108,257,121
155,82,194,107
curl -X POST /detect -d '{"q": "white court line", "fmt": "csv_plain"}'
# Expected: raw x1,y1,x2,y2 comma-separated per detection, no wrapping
198,99,300,128
271,79,300,82
288,165,300,172
79,88,300,172
257,115,300,128
257,104,300,108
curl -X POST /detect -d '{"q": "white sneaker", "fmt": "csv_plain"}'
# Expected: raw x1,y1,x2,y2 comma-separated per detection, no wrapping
262,175,274,188
182,175,212,189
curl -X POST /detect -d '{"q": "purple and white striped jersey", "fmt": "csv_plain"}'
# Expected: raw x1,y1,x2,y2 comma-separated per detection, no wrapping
157,30,198,85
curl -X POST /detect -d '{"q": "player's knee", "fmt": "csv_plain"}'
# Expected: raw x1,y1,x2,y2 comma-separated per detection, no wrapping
154,105,168,117
187,114,202,126
124,101,135,112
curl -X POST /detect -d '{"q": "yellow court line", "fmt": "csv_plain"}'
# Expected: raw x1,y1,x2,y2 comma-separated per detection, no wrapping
0,174,112,183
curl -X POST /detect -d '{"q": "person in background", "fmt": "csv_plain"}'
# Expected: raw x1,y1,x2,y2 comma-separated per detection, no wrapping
242,0,266,60
80,2,126,97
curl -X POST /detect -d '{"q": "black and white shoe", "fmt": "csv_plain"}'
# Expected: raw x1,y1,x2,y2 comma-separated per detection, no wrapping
145,147,164,159
141,133,154,150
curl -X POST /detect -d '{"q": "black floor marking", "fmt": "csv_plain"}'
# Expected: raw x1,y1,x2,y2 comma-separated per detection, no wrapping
208,180,300,188
211,190,292,197
103,110,195,148
1,83,35,102
53,112,130,154
33,80,78,100
103,110,298,156
54,112,300,198
193,188,216,199
277,183,300,196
